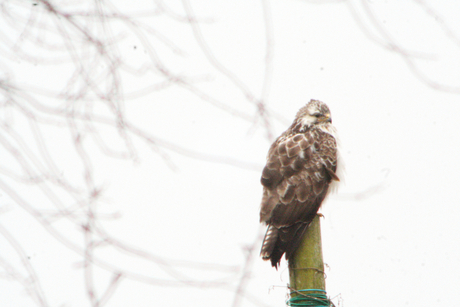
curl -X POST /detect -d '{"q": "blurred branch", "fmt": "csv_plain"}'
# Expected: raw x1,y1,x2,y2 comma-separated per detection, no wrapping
346,0,460,93
1,0,274,305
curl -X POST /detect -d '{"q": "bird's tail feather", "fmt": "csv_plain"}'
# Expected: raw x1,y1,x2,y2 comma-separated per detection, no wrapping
284,222,310,260
260,225,278,260
260,222,311,269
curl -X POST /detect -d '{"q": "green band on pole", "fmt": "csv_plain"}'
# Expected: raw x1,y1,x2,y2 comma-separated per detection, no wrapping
287,289,332,306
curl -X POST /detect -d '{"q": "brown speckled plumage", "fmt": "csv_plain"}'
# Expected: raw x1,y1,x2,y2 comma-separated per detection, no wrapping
259,99,340,268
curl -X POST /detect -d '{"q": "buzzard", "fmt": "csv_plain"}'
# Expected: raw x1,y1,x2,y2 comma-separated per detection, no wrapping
259,99,340,268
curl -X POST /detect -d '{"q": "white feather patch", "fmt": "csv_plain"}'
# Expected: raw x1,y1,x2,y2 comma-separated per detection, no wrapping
319,123,338,138
300,115,316,128
327,128,344,196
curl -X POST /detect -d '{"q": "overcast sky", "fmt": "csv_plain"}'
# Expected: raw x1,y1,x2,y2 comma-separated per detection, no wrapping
1,1,460,307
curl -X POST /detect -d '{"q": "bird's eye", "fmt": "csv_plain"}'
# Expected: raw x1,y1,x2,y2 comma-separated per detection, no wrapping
312,113,322,118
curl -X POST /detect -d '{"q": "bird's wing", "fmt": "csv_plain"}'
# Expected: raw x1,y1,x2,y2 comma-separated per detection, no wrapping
260,131,313,222
259,129,338,267
260,129,337,224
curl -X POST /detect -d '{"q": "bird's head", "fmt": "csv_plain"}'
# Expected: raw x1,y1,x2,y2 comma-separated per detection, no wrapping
294,99,332,131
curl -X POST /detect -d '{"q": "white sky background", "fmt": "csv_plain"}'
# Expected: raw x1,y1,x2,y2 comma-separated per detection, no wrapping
1,0,460,306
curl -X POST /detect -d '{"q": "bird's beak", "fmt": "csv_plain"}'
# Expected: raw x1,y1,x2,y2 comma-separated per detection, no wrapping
321,114,332,123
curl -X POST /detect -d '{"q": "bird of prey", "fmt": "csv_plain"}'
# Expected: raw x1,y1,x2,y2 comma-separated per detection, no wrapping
259,99,340,268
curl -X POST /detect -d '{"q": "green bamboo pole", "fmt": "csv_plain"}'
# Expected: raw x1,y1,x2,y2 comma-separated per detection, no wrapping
288,214,325,297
